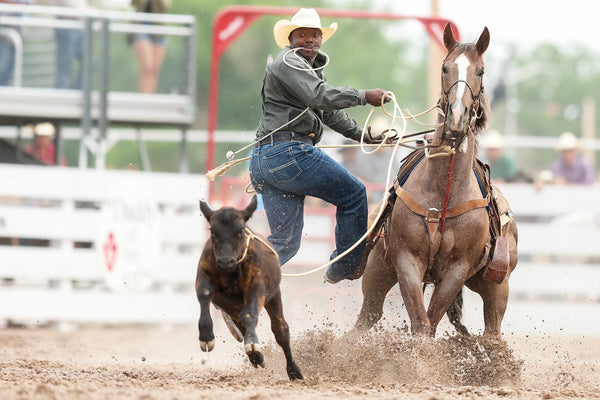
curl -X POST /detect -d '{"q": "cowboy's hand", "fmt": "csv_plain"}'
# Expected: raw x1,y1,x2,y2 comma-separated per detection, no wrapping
365,89,391,107
363,126,398,144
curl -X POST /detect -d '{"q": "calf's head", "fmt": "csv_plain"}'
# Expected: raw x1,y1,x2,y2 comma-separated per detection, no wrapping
199,196,258,271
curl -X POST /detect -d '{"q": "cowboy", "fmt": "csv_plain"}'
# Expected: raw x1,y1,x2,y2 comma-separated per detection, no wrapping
249,8,390,284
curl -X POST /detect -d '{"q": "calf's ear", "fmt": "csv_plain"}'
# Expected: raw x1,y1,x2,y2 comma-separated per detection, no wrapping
242,195,258,221
199,200,213,221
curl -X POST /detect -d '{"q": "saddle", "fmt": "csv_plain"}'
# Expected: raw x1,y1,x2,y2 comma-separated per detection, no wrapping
351,148,511,284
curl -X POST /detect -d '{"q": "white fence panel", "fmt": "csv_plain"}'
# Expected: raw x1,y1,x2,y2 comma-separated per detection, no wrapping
2,167,600,326
0,164,208,325
495,183,600,301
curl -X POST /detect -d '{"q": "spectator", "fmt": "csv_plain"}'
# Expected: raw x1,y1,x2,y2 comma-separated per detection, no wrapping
51,0,89,89
0,0,32,86
480,129,518,183
130,0,171,93
24,122,66,166
550,131,595,185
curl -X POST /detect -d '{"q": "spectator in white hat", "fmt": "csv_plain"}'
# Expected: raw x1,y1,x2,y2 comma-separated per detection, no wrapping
24,122,66,165
480,129,518,183
550,131,594,185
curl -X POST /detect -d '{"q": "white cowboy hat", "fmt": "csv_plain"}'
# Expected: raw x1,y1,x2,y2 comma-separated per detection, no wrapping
556,131,579,151
273,8,338,49
34,122,55,137
481,129,505,149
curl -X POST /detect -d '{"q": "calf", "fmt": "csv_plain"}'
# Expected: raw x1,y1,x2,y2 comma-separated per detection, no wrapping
196,196,303,381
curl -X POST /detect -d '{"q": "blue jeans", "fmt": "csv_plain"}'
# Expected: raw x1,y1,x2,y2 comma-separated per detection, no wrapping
54,27,83,89
249,140,367,281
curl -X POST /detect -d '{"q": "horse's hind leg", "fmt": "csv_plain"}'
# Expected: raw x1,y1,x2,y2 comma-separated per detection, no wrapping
466,276,509,336
354,248,397,331
265,290,303,381
446,288,470,336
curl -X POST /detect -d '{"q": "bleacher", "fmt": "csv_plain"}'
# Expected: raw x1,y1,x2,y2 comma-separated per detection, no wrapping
0,3,196,167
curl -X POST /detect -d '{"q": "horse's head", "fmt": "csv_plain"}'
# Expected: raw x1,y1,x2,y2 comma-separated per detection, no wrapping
438,23,490,145
200,196,258,271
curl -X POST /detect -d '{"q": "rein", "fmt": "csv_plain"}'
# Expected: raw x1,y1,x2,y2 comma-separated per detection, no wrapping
439,147,456,235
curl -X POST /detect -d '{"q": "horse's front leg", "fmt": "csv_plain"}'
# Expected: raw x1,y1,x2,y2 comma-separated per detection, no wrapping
427,268,467,337
397,254,431,336
196,274,215,351
265,288,303,380
241,285,266,368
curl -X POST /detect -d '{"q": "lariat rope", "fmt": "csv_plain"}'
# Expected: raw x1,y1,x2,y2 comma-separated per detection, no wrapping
205,96,439,181
281,90,410,277
209,91,440,278
205,46,444,277
236,227,278,264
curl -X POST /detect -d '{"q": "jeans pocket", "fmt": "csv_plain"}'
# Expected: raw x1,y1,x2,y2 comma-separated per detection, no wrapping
263,146,303,184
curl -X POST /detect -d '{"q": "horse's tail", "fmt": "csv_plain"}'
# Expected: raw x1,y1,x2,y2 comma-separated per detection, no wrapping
447,288,470,336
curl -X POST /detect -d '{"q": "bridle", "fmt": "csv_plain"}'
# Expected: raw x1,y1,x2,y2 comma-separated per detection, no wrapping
427,66,486,235
435,72,485,149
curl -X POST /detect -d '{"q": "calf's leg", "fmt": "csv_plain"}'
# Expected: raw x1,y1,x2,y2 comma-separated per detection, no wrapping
240,294,265,367
196,277,215,351
265,289,303,380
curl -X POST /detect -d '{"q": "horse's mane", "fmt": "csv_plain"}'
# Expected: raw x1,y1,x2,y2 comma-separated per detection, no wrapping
475,89,490,134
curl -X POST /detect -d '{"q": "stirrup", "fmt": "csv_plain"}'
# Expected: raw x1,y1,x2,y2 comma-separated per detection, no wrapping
483,236,509,284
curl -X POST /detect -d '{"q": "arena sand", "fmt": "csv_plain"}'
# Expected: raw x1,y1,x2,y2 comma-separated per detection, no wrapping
1,319,599,400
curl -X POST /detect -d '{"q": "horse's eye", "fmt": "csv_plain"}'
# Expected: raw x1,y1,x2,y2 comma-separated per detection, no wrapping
442,65,448,74
477,68,484,77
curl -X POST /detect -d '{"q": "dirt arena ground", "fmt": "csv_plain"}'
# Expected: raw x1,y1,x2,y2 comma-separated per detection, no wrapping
1,318,599,400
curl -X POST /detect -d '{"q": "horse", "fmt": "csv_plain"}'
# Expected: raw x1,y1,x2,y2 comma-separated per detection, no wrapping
354,23,518,337
196,196,303,381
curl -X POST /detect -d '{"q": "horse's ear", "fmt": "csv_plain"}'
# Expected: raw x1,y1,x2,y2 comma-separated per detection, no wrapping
199,200,213,221
443,23,458,52
476,27,490,55
242,196,258,221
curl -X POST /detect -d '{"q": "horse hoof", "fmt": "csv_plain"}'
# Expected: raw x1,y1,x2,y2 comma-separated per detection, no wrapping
245,343,264,367
199,339,215,352
287,363,304,381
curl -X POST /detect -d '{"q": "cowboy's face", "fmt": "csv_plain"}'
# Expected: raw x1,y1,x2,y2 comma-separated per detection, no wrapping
289,27,322,61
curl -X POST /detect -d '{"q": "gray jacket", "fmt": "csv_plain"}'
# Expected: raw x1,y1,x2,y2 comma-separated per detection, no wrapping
256,46,368,144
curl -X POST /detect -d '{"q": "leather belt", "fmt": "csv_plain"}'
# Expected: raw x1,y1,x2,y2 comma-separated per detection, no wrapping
257,131,314,147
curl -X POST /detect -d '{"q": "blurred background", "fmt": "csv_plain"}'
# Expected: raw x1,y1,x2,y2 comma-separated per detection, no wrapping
2,0,599,177
0,0,598,333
